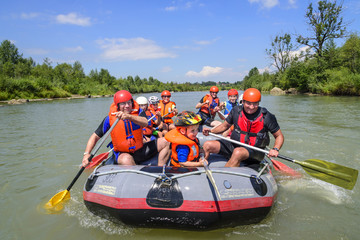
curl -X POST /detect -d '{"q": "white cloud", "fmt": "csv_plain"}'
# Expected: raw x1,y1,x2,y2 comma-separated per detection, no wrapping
20,12,39,19
97,37,176,61
248,0,279,9
56,13,91,26
186,66,224,77
64,46,83,52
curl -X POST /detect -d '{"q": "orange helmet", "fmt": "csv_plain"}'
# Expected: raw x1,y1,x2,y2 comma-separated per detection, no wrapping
210,86,219,93
227,89,238,97
114,90,133,105
243,88,261,102
161,90,171,97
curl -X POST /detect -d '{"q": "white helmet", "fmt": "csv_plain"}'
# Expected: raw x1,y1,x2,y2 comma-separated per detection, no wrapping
239,94,243,104
148,96,159,105
136,96,148,105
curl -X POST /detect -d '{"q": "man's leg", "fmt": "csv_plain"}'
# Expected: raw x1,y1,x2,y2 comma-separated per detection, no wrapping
157,137,171,166
117,153,136,165
202,140,221,161
225,147,249,167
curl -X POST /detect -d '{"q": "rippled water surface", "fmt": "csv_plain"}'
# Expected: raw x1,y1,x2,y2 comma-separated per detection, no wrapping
1,92,359,240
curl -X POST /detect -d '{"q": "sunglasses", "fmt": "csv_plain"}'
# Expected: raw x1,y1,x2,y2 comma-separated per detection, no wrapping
162,96,170,98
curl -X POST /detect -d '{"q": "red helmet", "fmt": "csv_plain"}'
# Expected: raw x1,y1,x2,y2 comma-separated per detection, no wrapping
114,90,133,105
227,89,238,97
210,86,219,93
243,88,261,102
161,90,171,97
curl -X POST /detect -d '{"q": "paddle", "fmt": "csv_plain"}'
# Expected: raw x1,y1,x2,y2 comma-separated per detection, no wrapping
209,133,358,190
203,161,222,200
264,147,302,177
45,118,120,211
85,148,113,169
265,155,302,178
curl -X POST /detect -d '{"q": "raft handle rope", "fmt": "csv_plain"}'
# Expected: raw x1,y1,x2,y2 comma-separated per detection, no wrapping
158,165,172,186
91,167,266,182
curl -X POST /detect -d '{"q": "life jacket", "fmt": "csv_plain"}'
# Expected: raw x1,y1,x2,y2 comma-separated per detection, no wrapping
230,106,270,149
148,106,160,128
224,100,239,115
165,129,200,167
159,100,176,124
143,109,154,136
108,101,144,153
200,94,220,118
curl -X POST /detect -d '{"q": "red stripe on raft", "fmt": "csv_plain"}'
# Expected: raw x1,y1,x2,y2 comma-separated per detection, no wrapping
83,191,275,213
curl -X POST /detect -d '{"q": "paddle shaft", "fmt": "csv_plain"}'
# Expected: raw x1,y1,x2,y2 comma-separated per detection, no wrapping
148,114,156,122
209,132,276,156
66,118,120,191
162,109,175,118
209,133,353,180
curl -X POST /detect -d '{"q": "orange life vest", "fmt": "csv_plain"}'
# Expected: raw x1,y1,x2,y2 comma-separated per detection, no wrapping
165,129,200,167
108,102,144,153
148,106,160,127
143,109,154,136
200,94,220,117
159,100,176,123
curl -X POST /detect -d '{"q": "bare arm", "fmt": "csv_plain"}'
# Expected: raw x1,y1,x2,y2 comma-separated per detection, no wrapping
179,158,208,167
203,121,231,136
82,133,101,167
112,111,148,127
195,100,209,109
268,129,284,157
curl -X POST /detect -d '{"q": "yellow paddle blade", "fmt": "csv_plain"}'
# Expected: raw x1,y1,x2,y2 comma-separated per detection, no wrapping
44,190,71,211
295,159,358,190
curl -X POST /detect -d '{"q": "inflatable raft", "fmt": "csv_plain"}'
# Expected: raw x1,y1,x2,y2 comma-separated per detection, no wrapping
83,151,278,229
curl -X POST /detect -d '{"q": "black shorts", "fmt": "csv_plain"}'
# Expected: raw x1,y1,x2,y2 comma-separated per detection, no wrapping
217,139,265,162
199,112,215,127
114,139,158,164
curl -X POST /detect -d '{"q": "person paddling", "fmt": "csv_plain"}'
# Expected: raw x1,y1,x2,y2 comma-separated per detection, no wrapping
195,86,224,128
202,88,284,167
148,96,165,137
158,90,178,133
82,90,170,167
136,96,163,142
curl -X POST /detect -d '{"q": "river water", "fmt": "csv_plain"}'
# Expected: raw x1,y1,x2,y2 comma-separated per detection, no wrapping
1,91,359,240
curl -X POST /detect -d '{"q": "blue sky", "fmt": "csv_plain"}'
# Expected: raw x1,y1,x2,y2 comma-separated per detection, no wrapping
1,0,360,83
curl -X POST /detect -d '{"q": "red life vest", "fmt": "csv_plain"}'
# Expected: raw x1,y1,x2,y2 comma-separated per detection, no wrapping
200,94,220,117
159,100,176,123
231,107,270,149
165,129,200,167
108,101,144,153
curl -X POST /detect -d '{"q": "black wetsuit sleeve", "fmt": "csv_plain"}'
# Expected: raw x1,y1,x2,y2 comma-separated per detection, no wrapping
225,105,239,125
264,112,280,134
94,117,107,138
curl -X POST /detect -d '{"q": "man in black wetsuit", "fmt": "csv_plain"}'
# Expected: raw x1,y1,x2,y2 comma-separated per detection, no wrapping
202,88,284,167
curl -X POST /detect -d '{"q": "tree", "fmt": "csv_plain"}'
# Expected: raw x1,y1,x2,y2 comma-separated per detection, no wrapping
296,0,346,58
340,33,360,73
0,40,23,65
266,33,297,73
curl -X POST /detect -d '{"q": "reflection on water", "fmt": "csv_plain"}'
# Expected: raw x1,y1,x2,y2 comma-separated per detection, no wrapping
1,92,359,239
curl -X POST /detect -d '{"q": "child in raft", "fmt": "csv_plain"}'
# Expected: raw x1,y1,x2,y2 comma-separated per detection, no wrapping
165,111,208,167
